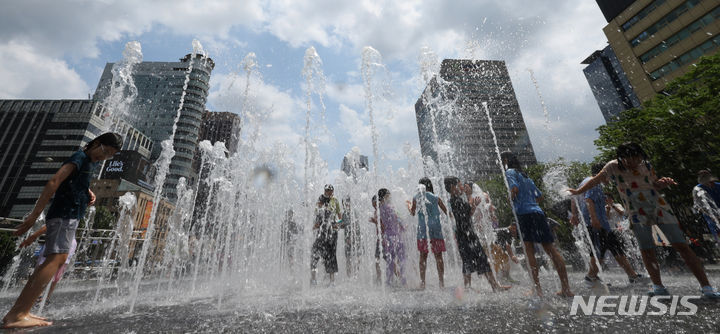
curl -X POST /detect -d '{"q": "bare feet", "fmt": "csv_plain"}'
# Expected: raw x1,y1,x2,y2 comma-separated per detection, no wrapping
2,316,52,328
493,285,512,292
29,313,48,321
419,282,426,290
556,290,574,298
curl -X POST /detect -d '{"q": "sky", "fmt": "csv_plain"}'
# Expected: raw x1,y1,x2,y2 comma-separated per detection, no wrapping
0,0,610,182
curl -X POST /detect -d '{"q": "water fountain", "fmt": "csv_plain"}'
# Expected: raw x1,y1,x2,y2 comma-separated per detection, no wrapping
0,38,717,333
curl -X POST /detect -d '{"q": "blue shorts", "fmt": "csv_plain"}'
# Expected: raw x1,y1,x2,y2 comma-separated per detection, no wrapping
44,218,79,256
631,223,686,250
517,212,554,244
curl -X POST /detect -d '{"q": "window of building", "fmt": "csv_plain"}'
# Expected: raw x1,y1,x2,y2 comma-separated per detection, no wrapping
650,34,720,80
630,0,701,47
622,0,668,31
640,6,720,63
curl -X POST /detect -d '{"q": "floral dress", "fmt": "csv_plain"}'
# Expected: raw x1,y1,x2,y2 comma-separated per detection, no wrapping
600,159,677,227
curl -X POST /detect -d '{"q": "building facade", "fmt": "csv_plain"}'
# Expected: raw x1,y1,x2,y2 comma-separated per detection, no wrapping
198,111,241,154
582,45,643,122
0,100,106,218
599,0,720,101
415,59,537,182
90,178,174,263
94,53,215,202
341,153,369,179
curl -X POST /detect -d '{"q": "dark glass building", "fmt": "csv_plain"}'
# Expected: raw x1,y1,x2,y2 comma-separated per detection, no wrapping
582,45,642,122
415,59,537,182
94,54,215,202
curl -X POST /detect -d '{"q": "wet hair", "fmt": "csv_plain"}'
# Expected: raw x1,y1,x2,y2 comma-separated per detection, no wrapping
616,142,648,171
85,132,123,151
378,188,390,202
444,176,460,193
591,162,605,176
500,151,526,177
419,177,434,194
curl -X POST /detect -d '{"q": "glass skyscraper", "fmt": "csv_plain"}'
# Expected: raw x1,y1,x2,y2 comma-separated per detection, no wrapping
415,59,537,182
94,54,215,202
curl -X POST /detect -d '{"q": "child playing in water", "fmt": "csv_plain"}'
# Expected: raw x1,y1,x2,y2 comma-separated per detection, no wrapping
19,226,77,304
501,152,573,297
407,177,448,289
378,188,406,286
693,169,720,246
569,143,720,299
3,132,122,329
369,195,382,285
444,177,510,292
310,184,341,285
570,163,647,287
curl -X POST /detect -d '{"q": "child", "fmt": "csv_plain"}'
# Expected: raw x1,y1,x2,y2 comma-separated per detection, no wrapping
368,195,382,284
570,163,646,286
605,193,626,230
377,189,406,286
3,132,122,329
692,169,720,245
310,184,341,285
491,227,520,284
500,152,573,297
407,177,448,289
280,208,300,268
19,226,77,304
341,196,361,277
444,177,510,292
569,143,720,298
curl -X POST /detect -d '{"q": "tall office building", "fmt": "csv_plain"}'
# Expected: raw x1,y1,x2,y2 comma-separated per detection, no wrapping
415,59,537,182
341,152,369,179
0,100,149,218
596,0,720,102
582,45,642,122
198,111,241,154
94,53,215,202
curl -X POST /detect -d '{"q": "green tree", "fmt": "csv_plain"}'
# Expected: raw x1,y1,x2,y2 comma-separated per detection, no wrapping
92,206,117,231
476,175,514,227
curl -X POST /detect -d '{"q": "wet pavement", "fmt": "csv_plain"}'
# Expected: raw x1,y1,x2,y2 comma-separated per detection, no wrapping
1,271,718,333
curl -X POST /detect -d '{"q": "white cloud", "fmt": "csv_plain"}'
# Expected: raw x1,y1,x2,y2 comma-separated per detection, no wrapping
0,1,265,59
208,72,303,149
0,41,89,99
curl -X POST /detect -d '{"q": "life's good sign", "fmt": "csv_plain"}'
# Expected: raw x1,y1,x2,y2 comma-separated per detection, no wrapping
106,160,124,173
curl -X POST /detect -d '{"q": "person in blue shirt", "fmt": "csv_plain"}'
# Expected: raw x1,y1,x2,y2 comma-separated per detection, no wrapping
407,177,448,289
501,151,573,298
3,133,122,329
570,163,647,287
693,169,720,245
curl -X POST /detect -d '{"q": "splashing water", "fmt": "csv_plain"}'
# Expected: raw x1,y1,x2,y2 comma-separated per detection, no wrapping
128,39,206,313
527,69,550,132
302,46,328,201
103,41,143,131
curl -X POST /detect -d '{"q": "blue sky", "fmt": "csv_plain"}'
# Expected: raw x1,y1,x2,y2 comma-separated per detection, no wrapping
0,0,610,182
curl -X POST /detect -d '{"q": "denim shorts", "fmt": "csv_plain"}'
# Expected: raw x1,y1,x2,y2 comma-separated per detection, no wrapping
517,212,554,244
631,223,686,250
44,218,79,256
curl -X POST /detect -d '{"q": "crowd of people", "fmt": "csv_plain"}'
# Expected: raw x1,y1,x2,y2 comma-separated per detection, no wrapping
309,143,720,301
3,131,720,329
